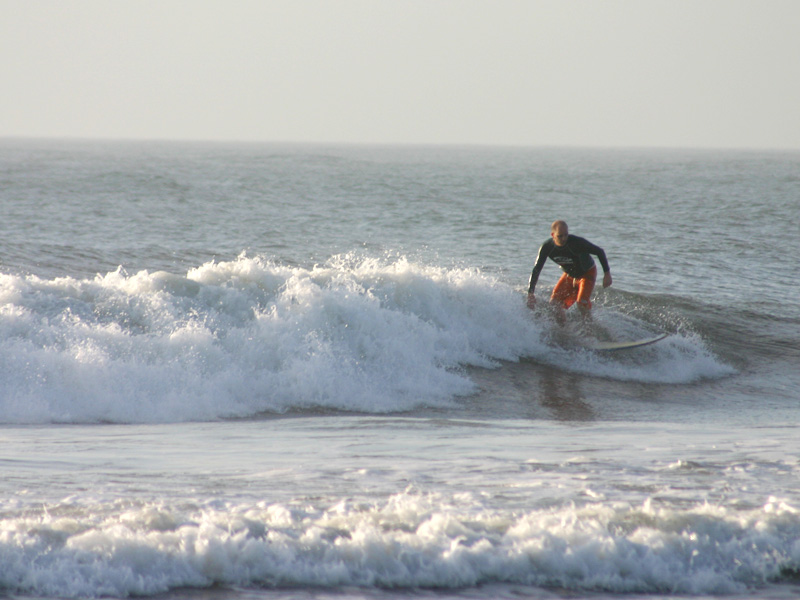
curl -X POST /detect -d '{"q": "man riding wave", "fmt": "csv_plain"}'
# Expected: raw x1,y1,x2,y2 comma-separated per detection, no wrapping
527,220,612,321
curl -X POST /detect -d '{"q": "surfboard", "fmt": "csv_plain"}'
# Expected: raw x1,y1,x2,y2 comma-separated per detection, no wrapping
587,333,668,351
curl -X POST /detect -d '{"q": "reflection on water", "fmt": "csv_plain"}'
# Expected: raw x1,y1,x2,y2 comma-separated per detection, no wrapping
537,367,595,422
465,359,596,422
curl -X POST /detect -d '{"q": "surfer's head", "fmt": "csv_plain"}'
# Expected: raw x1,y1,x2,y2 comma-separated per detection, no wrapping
551,220,568,246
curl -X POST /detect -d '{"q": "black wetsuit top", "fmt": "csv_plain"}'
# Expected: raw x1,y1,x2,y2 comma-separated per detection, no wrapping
528,235,610,294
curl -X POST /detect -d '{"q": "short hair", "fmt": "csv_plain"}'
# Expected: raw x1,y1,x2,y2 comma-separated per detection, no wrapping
551,220,568,232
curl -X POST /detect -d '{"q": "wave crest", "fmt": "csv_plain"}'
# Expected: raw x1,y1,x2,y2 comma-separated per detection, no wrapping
0,254,540,423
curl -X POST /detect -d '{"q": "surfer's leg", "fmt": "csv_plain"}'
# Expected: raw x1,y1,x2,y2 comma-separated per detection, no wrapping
575,267,597,319
551,274,577,308
550,274,576,325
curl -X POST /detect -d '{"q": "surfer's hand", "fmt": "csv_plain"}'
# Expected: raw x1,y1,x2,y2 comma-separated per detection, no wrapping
526,292,536,309
603,272,612,288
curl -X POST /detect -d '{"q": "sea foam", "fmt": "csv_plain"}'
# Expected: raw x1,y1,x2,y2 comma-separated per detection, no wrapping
1,491,798,597
0,253,731,424
0,254,542,424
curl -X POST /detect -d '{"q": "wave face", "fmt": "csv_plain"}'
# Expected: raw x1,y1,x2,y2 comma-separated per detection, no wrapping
0,253,734,425
0,254,538,423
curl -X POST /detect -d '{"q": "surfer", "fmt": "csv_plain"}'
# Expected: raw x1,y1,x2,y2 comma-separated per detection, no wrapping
526,220,612,321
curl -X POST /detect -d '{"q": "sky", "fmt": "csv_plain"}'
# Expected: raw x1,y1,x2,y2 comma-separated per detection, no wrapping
2,0,799,149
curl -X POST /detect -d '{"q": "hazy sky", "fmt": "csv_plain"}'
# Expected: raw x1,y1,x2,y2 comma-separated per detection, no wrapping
2,0,799,148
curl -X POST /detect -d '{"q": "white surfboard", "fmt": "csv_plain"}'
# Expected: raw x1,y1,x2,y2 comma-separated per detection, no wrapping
587,333,668,351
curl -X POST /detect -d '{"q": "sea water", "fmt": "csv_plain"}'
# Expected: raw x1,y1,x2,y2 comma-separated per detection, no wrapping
1,139,799,599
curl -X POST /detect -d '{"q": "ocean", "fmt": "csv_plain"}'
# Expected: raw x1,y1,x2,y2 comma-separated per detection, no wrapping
1,139,799,599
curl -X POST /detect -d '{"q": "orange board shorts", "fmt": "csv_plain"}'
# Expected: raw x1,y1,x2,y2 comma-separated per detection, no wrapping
550,266,597,310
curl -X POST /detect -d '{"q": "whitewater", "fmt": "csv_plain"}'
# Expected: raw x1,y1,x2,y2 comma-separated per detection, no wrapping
1,139,799,599
0,253,731,425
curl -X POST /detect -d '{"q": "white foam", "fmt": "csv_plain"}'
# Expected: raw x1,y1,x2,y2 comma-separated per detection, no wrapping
0,254,734,424
0,255,546,424
531,309,736,384
1,492,797,597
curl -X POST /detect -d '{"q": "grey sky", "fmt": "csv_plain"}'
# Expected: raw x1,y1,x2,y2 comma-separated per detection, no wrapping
2,0,799,148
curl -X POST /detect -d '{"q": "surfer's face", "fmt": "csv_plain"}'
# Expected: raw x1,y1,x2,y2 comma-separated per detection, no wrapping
551,226,568,246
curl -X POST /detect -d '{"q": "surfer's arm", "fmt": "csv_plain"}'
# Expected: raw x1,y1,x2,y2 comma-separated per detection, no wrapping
593,247,612,288
595,248,610,276
585,241,610,274
527,243,550,307
527,246,549,293
576,237,612,287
